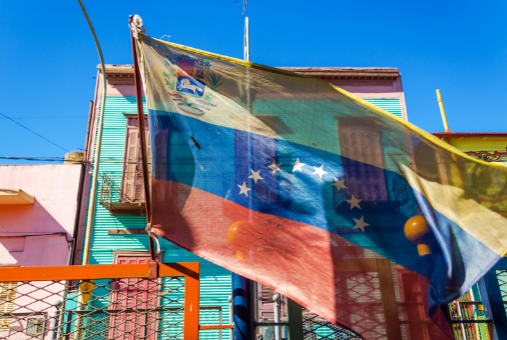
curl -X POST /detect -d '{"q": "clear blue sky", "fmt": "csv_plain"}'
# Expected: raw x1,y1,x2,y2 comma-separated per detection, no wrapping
1,0,506,164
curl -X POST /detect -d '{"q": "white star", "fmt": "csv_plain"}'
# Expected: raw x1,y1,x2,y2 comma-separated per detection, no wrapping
291,158,306,172
332,178,347,191
312,165,328,179
346,195,362,210
237,182,252,197
248,169,264,184
353,216,369,233
268,160,282,175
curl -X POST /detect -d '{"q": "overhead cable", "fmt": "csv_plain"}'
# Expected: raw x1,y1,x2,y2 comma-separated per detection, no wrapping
0,156,65,162
0,112,69,152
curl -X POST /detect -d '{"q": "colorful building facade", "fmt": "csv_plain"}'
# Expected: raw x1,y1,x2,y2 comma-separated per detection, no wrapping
433,131,507,340
0,160,84,338
77,64,408,339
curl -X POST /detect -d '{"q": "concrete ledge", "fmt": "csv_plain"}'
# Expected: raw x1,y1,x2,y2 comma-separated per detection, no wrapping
0,189,34,205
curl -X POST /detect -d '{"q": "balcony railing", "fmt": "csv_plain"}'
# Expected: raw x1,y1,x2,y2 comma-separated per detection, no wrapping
99,172,146,215
449,301,492,340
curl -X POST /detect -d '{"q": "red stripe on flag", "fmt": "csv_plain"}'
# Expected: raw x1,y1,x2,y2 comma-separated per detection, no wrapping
151,179,453,339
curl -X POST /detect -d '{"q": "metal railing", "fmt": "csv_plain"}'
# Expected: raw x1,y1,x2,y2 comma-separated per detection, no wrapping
99,172,132,205
449,301,492,340
0,263,202,340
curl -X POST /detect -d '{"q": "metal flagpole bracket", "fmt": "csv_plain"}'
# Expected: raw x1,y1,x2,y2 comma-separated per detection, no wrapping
146,223,161,254
129,14,146,38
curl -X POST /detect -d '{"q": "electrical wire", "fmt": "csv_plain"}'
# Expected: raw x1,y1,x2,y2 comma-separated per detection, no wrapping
0,117,88,120
0,112,69,153
0,232,73,242
0,156,65,162
0,156,151,164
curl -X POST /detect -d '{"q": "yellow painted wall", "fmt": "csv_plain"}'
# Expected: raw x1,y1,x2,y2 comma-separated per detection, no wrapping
443,136,507,166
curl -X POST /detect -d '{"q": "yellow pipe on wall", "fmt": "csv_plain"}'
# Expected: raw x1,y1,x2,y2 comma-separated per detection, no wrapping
436,89,451,132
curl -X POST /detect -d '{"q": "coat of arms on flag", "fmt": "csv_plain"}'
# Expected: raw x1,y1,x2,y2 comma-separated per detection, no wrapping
161,53,220,116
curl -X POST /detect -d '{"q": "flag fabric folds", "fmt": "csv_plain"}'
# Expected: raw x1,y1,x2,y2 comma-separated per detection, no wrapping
136,34,507,339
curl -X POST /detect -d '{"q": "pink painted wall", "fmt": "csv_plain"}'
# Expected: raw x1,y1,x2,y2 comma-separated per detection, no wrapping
0,164,82,267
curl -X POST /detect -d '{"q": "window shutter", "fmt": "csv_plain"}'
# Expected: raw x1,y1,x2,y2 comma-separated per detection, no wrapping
122,117,151,203
338,118,387,201
257,284,287,321
122,129,140,202
0,282,17,329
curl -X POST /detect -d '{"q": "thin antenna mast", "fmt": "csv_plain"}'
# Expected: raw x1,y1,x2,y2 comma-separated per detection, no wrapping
244,17,250,61
232,15,255,340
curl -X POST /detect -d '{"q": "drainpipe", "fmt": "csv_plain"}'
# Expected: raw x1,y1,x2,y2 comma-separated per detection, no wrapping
70,161,86,266
77,0,107,265
83,100,94,160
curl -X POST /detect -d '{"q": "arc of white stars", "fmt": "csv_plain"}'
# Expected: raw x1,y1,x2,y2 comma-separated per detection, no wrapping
268,160,282,175
291,158,306,172
238,182,252,197
312,165,328,179
332,178,347,191
346,195,362,210
353,216,369,233
248,169,264,184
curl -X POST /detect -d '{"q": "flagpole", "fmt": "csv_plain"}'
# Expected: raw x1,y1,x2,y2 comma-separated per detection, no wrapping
129,15,157,263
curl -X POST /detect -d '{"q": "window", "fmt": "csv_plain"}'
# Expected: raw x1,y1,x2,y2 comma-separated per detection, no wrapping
257,284,286,321
0,282,17,329
121,116,151,203
337,117,387,201
26,317,45,336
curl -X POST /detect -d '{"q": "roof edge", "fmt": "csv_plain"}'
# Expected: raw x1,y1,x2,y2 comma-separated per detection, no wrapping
99,64,400,80
433,132,507,138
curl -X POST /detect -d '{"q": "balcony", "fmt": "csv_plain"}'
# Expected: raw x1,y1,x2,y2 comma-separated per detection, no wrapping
99,172,146,215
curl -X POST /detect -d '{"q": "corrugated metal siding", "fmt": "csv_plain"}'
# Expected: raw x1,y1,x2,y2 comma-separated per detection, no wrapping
363,98,402,119
85,97,231,338
84,96,402,338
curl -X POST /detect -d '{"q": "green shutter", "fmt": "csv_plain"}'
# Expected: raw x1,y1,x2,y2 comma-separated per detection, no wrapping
363,98,403,119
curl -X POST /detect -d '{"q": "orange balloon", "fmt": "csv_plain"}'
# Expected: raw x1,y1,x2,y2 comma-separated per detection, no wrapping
226,221,253,248
404,215,432,245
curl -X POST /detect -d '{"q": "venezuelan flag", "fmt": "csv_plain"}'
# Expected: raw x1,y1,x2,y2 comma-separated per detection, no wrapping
136,34,507,339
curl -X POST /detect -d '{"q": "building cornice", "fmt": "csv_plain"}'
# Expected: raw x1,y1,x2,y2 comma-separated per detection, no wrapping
100,64,400,81
279,67,400,81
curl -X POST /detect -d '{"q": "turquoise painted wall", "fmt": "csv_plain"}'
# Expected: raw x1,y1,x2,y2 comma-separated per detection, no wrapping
84,95,403,339
86,96,231,339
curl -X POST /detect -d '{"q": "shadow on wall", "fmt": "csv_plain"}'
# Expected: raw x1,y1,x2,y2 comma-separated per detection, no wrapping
0,199,72,267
